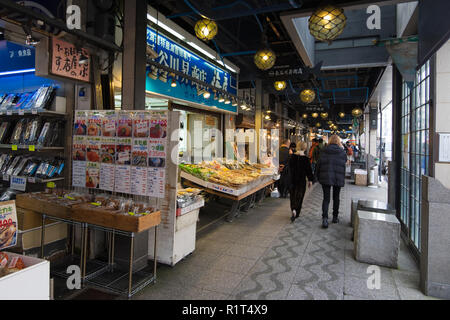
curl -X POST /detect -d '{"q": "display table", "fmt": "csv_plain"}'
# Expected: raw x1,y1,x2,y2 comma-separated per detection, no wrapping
182,174,276,222
15,194,161,298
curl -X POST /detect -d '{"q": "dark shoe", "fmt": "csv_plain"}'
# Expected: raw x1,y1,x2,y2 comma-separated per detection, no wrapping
332,216,339,224
291,210,296,222
322,218,329,229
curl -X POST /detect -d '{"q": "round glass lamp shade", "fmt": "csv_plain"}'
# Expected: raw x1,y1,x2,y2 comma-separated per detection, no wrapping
274,81,287,91
316,123,321,127
338,112,345,118
311,112,319,118
320,112,328,119
300,89,316,104
302,113,308,119
254,48,276,70
308,5,347,43
352,108,363,117
195,19,218,41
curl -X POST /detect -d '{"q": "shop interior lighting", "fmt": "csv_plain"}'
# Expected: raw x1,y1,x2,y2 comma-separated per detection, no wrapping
311,112,319,118
224,97,231,104
187,42,216,60
171,78,177,87
218,95,225,103
203,90,211,99
339,112,345,118
148,67,158,80
79,53,89,66
0,68,36,77
302,113,308,119
308,4,347,44
159,71,168,82
320,112,328,119
215,60,237,73
274,81,287,91
352,107,363,117
147,13,186,40
254,48,276,70
300,89,316,104
232,99,238,107
195,19,218,41
240,101,247,109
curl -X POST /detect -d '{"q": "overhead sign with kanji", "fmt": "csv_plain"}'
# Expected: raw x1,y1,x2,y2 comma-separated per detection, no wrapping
146,27,238,114
51,37,90,82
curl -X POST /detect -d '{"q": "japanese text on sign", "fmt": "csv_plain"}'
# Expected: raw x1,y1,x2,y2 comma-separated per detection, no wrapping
51,37,90,82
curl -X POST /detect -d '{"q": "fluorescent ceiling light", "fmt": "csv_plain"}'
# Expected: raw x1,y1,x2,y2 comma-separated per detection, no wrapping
187,42,215,60
0,68,35,76
147,13,185,40
215,60,236,73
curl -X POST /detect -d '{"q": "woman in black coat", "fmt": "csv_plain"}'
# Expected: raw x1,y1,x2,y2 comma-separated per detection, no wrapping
315,135,347,228
288,142,314,222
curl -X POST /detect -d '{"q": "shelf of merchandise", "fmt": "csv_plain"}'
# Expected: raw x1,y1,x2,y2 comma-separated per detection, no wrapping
0,173,64,184
0,109,67,117
0,145,65,151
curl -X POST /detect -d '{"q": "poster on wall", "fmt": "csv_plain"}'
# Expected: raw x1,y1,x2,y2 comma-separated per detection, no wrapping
86,137,101,162
0,201,18,251
86,162,100,189
133,112,150,138
99,137,116,191
72,110,169,197
74,111,87,136
116,138,132,165
115,165,131,194
131,166,148,196
147,167,166,198
102,111,117,137
87,112,103,136
117,112,133,138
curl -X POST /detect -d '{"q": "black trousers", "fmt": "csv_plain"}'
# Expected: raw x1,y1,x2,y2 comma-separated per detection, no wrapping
290,182,306,216
321,185,341,219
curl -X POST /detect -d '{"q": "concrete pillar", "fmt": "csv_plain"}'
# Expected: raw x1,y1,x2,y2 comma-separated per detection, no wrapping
421,176,450,299
122,0,147,110
433,40,450,187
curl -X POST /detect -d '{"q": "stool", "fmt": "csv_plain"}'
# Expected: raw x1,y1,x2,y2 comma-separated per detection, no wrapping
354,210,401,268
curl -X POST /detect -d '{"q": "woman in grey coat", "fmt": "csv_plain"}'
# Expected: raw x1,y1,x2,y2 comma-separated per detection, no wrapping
315,135,347,228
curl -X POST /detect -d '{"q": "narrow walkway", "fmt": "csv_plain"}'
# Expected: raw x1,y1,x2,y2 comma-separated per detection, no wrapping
133,182,435,300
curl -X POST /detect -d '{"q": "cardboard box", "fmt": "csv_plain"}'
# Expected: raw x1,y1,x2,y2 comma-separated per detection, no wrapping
16,207,68,251
355,169,368,186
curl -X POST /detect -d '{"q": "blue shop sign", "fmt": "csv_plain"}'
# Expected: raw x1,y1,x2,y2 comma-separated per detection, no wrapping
0,41,35,74
146,27,238,113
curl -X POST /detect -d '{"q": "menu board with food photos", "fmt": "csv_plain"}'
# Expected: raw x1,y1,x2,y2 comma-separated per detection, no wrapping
72,110,168,198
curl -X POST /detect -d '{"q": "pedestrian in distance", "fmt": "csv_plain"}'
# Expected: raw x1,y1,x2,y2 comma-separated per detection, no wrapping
278,139,290,198
288,142,314,222
315,135,347,229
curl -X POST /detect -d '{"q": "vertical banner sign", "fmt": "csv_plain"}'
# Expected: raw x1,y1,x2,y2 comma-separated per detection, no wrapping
51,37,90,82
0,201,18,250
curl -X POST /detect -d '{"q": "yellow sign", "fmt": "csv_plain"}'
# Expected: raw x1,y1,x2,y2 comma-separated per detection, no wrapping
29,145,35,152
11,145,17,151
46,182,56,189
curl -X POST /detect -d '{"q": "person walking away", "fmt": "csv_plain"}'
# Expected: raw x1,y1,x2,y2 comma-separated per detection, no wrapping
345,141,354,175
278,139,290,198
315,135,347,228
312,138,324,167
288,142,314,222
309,138,319,174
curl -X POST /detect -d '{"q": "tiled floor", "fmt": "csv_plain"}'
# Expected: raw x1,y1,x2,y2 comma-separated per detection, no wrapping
132,181,438,300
